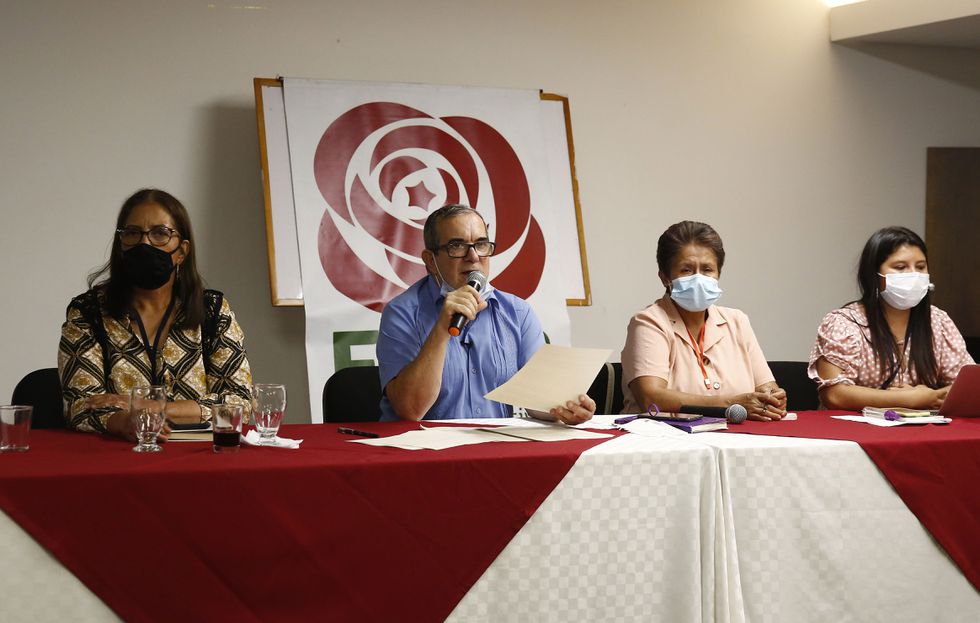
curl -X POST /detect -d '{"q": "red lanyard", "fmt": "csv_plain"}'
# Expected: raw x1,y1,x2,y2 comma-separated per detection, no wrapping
685,323,712,389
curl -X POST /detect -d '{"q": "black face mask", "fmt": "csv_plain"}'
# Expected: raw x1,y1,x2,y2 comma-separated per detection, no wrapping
121,244,179,290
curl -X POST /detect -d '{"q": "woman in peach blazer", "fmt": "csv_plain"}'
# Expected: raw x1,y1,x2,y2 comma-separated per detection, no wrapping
621,221,787,421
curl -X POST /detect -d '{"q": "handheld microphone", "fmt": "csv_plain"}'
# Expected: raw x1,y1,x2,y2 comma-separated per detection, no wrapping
448,271,487,337
678,403,748,424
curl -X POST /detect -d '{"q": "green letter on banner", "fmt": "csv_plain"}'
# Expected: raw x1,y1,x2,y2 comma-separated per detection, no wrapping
333,330,380,370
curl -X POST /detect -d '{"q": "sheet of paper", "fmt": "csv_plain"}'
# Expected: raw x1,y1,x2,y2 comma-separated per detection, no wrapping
475,426,612,442
617,419,689,438
350,427,526,450
350,424,613,450
565,415,619,430
434,417,540,427
484,344,612,412
442,416,618,431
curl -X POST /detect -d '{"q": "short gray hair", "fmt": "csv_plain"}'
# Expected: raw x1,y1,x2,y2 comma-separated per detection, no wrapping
422,204,487,251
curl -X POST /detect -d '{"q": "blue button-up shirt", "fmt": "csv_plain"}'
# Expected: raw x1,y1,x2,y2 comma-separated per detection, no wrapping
377,276,544,421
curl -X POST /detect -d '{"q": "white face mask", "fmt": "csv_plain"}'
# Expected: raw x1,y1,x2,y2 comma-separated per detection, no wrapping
878,272,931,310
669,274,723,312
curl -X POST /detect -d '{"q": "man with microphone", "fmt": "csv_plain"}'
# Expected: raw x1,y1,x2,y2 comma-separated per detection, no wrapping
377,204,595,424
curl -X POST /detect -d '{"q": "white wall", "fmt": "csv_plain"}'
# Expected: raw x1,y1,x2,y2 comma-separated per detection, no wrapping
3,0,979,422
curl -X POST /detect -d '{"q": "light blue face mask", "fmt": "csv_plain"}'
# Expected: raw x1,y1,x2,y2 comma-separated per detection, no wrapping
670,274,723,312
434,262,493,298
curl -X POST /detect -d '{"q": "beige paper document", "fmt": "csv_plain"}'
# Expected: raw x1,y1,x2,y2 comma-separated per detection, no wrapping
484,344,612,412
350,425,612,450
476,426,612,442
351,427,526,450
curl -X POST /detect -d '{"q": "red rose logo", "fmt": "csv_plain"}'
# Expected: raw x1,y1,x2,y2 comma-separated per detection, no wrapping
313,102,545,312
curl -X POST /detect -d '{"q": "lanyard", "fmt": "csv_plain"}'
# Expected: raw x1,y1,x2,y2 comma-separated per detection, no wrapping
133,295,177,385
684,323,716,390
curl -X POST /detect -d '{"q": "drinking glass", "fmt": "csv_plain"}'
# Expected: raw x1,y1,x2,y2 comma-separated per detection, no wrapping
212,404,244,454
251,384,286,443
0,405,33,452
131,385,167,453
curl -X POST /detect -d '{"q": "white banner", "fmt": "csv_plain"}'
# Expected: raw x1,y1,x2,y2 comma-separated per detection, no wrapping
282,78,572,422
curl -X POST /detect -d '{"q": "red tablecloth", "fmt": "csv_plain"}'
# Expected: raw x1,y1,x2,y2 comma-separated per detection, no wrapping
0,423,613,623
726,412,980,592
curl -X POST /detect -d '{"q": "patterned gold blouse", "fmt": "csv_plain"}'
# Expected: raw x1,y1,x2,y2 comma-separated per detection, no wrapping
58,288,252,433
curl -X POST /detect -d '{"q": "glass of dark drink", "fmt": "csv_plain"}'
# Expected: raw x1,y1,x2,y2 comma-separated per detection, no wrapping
212,404,244,454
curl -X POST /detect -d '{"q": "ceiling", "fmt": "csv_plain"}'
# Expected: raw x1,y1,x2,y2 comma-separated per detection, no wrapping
831,1,980,49
854,13,980,48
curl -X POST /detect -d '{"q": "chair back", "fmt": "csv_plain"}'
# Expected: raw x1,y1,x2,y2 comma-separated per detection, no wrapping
768,361,820,412
322,365,383,423
11,368,65,429
587,362,625,415
965,337,980,365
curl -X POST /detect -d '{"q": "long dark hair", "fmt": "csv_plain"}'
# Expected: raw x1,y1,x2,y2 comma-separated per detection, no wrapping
87,189,205,329
855,226,938,388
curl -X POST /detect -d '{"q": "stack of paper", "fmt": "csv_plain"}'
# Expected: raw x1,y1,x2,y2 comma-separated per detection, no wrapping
862,407,947,424
833,407,951,427
168,424,213,442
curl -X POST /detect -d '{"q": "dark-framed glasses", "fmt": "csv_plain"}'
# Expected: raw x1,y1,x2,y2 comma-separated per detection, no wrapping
435,240,496,258
117,225,179,247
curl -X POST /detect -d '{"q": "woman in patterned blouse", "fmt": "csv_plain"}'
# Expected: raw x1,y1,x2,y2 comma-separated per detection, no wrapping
58,189,252,437
808,226,973,410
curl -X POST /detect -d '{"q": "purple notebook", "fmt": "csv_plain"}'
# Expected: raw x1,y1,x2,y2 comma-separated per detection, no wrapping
663,416,727,433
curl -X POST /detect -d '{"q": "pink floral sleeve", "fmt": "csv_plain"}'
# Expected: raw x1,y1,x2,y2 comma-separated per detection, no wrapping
808,309,864,389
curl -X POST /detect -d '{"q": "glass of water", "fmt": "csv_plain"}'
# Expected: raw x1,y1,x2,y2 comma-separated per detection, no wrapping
0,405,33,452
251,384,286,444
131,385,167,453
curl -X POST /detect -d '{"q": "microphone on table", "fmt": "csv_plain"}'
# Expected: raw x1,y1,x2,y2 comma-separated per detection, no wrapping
678,404,748,424
448,271,488,337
